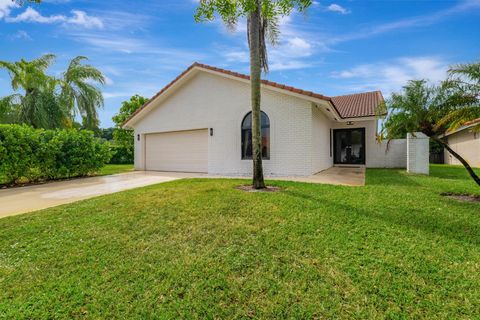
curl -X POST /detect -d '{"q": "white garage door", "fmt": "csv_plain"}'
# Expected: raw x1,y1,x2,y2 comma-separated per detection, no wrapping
145,129,208,173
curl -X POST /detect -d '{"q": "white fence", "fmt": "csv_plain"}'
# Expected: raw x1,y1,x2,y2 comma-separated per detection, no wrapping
368,133,430,174
369,139,407,168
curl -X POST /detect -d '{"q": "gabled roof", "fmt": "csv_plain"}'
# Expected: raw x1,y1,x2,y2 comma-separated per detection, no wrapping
123,62,385,127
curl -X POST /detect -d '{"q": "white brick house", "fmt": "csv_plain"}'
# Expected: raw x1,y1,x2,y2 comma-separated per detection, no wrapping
123,63,406,176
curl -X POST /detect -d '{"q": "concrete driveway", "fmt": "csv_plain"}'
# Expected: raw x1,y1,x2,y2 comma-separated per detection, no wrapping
0,171,202,219
1,167,363,219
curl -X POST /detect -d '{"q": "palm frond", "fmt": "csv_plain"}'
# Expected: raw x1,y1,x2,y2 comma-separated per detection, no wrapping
264,15,279,46
59,56,105,128
449,62,480,83
434,106,480,132
31,54,56,72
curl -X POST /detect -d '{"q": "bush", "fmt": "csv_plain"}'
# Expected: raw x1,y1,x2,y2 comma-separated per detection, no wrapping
0,125,111,185
109,144,134,164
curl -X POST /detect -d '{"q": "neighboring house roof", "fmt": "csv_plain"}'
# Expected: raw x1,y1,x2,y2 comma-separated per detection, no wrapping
123,62,385,127
442,118,480,137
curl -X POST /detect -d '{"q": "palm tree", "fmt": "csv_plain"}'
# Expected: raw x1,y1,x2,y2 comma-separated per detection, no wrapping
195,0,312,189
0,55,105,129
382,78,480,186
0,54,55,97
0,54,66,128
58,56,105,129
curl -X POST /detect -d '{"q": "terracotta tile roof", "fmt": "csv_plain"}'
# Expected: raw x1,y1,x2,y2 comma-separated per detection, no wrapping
331,91,385,118
464,118,480,127
124,62,384,126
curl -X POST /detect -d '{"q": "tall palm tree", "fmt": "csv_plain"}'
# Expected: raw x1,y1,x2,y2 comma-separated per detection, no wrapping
59,56,105,129
195,0,312,189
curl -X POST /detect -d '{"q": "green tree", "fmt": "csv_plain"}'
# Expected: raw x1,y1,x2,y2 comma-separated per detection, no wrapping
195,0,312,189
58,56,105,129
0,54,67,128
112,95,148,163
0,55,105,129
382,78,480,186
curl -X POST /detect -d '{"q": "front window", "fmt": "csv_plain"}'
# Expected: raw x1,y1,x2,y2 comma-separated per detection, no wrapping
241,111,270,160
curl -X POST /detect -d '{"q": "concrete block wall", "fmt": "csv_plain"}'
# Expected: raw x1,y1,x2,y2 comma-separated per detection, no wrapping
370,139,407,168
407,132,429,174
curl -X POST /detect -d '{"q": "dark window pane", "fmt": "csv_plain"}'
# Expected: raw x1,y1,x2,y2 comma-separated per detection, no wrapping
242,113,252,129
241,111,270,160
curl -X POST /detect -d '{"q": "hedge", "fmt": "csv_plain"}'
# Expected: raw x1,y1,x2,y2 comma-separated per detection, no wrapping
0,125,112,185
109,144,134,164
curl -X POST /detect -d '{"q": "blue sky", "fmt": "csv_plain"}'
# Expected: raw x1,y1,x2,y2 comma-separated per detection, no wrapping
1,0,479,127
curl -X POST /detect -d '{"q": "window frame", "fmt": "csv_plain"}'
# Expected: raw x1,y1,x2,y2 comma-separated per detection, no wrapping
241,111,270,160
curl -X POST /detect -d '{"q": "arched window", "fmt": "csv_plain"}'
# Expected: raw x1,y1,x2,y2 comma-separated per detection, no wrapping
241,111,270,160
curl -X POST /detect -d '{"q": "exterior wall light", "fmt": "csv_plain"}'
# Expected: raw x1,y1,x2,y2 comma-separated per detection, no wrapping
347,121,354,125
137,134,140,141
210,128,213,136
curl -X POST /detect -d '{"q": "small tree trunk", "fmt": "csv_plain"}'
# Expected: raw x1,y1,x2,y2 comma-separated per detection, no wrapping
248,1,265,189
431,136,480,186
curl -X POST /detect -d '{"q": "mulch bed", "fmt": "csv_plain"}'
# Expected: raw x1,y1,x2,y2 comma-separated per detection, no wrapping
441,192,480,203
236,185,282,193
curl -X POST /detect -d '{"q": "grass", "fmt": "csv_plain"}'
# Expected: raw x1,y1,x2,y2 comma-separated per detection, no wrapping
95,163,134,176
0,165,479,319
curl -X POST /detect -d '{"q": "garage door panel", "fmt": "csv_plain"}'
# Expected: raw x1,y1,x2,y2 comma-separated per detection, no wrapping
145,129,208,173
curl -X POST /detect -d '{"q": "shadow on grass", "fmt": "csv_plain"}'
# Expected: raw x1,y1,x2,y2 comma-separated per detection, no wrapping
283,189,480,246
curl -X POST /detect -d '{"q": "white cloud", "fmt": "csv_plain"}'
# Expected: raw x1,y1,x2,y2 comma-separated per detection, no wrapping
71,34,141,53
103,75,114,86
330,0,480,44
0,0,17,19
330,56,450,96
67,10,103,28
281,37,313,57
5,7,103,28
224,50,249,63
9,30,31,40
269,60,312,71
103,92,130,99
326,4,350,14
6,7,65,23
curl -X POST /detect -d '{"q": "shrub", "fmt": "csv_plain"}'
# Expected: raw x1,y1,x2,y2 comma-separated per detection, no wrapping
109,144,134,164
0,125,111,185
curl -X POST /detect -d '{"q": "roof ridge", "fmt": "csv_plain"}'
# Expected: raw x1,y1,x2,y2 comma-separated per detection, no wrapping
331,90,381,98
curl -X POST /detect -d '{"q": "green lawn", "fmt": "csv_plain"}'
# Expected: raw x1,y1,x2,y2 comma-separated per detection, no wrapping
0,165,479,319
95,163,134,176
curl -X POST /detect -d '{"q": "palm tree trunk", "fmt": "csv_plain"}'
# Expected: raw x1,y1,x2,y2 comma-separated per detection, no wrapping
431,136,480,186
248,0,265,189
